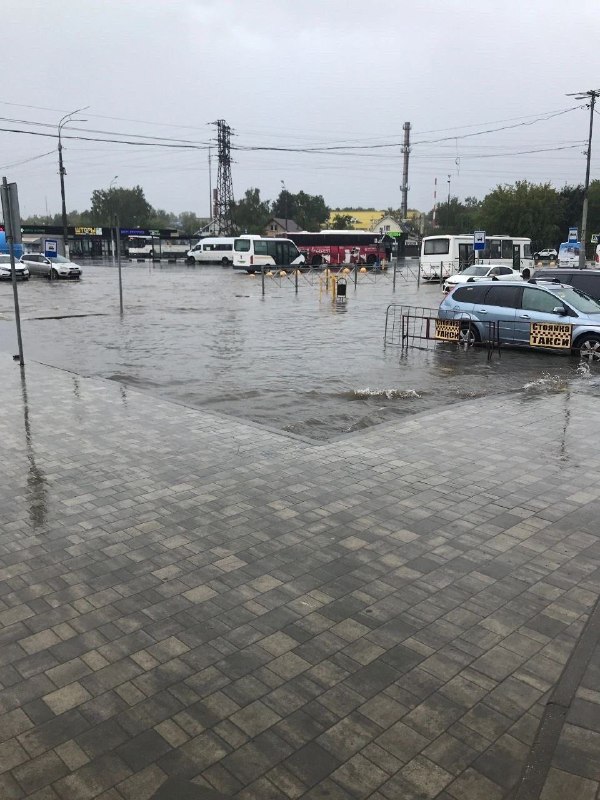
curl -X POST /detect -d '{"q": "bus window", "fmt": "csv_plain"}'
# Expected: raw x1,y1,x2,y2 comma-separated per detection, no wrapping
423,238,449,255
254,241,268,255
234,239,251,252
501,240,514,259
488,239,502,259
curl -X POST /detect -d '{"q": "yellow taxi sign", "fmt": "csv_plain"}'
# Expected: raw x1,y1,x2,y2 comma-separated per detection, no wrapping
529,322,572,349
435,319,461,341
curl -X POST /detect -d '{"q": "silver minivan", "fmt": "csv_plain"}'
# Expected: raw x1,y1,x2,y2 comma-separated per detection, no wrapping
439,280,600,358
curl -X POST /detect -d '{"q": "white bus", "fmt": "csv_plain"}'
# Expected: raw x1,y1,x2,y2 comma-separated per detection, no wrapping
232,236,305,273
186,237,236,265
420,234,533,280
126,234,194,260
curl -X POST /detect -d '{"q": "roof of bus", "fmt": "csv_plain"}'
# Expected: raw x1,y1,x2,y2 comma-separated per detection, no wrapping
423,233,531,240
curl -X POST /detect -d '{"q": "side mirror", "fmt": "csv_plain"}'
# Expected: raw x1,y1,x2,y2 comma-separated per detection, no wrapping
553,306,566,316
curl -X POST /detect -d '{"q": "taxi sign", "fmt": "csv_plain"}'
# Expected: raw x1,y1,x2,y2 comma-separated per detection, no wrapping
529,322,572,349
435,319,461,341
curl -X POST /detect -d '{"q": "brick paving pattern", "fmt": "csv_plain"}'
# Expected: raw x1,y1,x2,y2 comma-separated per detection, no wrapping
0,360,598,799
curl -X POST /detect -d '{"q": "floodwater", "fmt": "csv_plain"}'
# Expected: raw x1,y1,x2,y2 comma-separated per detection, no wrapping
1,262,599,440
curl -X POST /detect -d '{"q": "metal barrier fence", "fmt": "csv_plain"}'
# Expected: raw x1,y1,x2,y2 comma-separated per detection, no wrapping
384,304,500,360
246,259,423,295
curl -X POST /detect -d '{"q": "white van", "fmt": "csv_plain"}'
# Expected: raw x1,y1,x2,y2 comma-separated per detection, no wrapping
557,241,581,267
186,237,236,265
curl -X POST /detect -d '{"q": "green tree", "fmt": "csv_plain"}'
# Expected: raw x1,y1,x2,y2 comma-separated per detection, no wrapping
477,181,563,252
272,190,329,231
424,196,480,235
233,188,271,234
178,211,204,236
147,208,177,229
90,185,153,227
330,214,355,230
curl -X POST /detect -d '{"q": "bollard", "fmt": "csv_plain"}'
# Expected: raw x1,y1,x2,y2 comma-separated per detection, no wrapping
295,266,298,294
261,265,265,296
393,258,397,291
354,263,358,289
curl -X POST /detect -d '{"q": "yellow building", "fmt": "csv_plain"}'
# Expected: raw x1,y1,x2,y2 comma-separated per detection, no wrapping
327,209,423,231
327,210,386,230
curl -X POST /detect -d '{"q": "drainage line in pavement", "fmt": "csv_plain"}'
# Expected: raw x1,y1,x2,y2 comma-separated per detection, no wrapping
511,593,600,800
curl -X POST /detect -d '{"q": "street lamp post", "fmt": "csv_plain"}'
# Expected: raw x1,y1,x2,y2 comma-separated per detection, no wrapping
57,106,89,260
108,176,118,260
567,89,599,268
447,175,451,228
281,180,287,232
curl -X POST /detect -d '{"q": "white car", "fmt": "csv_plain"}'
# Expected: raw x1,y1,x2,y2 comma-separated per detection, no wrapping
20,253,81,280
534,248,558,259
443,264,522,292
0,254,29,281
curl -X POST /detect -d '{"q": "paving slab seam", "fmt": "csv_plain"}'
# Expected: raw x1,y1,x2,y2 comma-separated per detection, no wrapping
511,592,600,800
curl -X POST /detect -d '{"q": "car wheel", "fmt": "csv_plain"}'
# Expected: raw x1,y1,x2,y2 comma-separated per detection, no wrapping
186,257,195,265
459,323,480,346
50,269,59,280
575,334,600,360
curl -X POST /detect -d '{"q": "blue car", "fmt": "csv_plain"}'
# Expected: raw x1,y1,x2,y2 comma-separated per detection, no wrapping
438,280,600,359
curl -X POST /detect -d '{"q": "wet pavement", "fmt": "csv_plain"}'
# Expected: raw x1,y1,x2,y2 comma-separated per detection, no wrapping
0,354,599,800
2,263,600,441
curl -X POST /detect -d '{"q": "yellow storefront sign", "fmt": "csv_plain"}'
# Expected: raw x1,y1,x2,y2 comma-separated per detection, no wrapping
435,319,461,341
74,227,102,236
529,322,572,349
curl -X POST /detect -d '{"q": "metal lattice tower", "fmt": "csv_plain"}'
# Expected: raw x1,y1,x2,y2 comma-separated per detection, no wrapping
212,119,235,234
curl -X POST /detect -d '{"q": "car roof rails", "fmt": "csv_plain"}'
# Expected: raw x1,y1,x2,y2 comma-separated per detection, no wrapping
528,277,562,284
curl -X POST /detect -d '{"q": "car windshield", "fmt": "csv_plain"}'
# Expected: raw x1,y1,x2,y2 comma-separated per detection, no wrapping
461,266,489,276
549,286,600,313
54,255,70,263
0,255,11,264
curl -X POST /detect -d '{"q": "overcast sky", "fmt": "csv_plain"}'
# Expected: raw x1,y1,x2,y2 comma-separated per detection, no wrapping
2,0,599,220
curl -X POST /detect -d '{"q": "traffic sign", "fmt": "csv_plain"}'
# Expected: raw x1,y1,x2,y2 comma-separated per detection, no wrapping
591,233,599,244
568,227,578,242
473,230,486,251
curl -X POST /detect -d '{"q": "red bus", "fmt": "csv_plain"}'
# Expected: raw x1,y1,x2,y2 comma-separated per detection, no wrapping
285,231,387,267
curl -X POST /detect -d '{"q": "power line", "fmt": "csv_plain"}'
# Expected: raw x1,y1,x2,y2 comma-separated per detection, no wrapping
0,126,210,150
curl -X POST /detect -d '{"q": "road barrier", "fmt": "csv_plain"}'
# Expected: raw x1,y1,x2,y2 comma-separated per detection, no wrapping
384,304,500,360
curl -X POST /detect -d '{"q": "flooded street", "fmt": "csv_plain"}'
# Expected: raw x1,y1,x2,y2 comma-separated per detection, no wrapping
1,262,599,440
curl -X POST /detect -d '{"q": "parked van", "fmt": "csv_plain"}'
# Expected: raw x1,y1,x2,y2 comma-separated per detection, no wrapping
186,237,236,265
557,241,581,267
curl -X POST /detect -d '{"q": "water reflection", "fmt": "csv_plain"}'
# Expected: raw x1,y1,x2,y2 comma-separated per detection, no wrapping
20,368,49,528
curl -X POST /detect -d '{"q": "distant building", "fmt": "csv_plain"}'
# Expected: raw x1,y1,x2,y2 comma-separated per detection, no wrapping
264,218,302,237
370,214,406,235
327,210,385,230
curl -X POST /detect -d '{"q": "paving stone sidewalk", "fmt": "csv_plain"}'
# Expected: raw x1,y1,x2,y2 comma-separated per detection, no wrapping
0,359,599,800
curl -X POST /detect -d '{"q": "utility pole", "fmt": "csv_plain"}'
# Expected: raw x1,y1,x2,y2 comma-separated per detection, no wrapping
57,106,88,260
281,180,287,231
447,175,451,228
400,122,411,219
208,146,212,224
567,89,599,268
211,120,235,235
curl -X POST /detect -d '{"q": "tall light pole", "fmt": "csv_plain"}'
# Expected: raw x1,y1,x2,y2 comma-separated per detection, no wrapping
57,106,89,259
108,176,118,260
567,89,599,268
447,174,451,228
281,179,287,232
